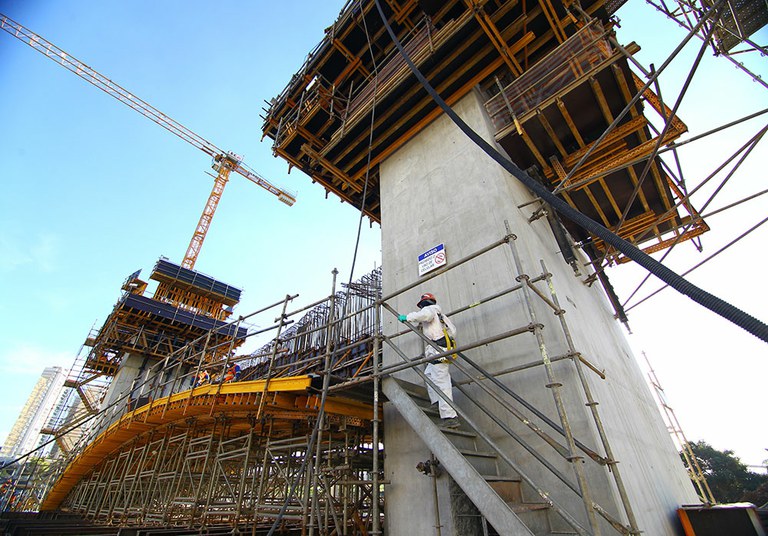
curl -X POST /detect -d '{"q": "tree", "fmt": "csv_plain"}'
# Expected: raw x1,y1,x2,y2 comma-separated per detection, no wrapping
741,481,768,508
686,441,768,504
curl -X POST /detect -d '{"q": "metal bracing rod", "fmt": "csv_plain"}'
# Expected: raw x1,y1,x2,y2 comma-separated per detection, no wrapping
540,259,641,535
586,117,767,286
381,235,512,303
231,430,253,526
301,439,315,526
627,213,768,311
380,323,537,375
594,14,723,268
309,269,339,536
281,293,333,321
88,450,117,518
607,35,650,77
505,225,602,535
660,108,768,152
382,302,606,463
642,0,768,89
191,428,217,526
664,120,766,227
105,440,139,520
442,276,546,317
171,429,203,518
383,324,591,535
319,472,344,534
620,123,768,306
555,0,727,197
632,66,691,209
267,271,339,536
151,434,179,524
161,351,188,419
252,430,274,534
371,286,382,535
121,433,155,522
385,276,546,348
455,350,605,385
701,186,768,219
594,47,714,268
255,295,294,420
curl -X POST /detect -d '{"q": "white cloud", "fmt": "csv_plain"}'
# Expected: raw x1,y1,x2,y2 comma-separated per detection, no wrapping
0,231,60,273
0,234,32,272
0,343,73,377
30,233,60,273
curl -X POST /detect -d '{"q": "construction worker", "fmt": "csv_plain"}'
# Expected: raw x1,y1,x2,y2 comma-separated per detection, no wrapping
224,362,241,383
399,293,460,428
195,369,210,387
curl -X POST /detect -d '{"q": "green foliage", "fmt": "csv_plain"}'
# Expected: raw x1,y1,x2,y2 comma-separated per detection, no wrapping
685,441,768,504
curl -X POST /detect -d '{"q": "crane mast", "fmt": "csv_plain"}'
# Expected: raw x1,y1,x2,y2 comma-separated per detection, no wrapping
1,13,296,270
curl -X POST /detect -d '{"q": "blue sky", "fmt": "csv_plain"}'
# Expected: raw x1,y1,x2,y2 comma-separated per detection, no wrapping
0,0,766,471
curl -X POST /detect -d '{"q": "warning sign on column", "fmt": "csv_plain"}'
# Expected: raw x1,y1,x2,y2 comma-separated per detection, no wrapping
418,243,446,277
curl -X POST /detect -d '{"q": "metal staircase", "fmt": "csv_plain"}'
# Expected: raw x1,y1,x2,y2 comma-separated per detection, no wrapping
380,230,645,536
384,376,584,535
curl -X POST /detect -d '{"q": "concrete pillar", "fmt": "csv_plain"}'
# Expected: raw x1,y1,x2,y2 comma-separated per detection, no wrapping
98,353,147,428
379,90,697,535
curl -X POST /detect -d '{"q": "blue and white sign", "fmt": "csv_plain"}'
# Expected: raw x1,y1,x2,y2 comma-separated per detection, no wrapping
418,243,447,276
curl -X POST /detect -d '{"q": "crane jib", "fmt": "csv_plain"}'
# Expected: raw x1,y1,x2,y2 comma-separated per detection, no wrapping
1,11,297,268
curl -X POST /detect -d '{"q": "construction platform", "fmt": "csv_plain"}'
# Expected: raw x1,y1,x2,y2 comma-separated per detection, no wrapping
262,0,707,264
83,259,247,377
42,375,376,511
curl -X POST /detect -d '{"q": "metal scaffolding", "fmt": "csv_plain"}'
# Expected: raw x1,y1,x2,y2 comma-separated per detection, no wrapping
4,1,765,532
8,225,678,535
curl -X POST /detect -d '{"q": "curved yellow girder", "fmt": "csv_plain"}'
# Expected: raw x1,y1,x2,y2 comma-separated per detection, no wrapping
42,376,373,510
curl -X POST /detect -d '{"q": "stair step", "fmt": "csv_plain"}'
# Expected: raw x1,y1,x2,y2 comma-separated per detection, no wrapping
394,379,430,401
440,427,477,438
482,474,521,482
422,406,439,416
383,377,537,535
459,449,497,459
509,502,551,513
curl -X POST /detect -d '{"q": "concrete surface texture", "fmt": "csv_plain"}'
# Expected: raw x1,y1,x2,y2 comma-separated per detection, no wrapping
379,89,697,535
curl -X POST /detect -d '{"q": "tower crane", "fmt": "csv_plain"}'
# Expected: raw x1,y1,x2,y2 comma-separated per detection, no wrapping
0,13,296,270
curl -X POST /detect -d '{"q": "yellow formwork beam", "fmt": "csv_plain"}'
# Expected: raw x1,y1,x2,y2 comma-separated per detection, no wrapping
41,376,373,511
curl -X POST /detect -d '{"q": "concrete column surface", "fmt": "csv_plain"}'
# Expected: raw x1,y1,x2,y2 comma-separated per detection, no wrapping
379,90,697,535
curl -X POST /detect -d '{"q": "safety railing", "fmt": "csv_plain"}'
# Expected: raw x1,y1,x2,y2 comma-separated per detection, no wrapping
377,226,640,535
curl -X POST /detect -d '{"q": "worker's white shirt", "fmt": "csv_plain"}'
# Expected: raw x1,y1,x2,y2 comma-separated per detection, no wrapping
405,304,456,342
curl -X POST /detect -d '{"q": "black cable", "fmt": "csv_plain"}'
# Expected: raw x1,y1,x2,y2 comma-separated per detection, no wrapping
373,0,768,343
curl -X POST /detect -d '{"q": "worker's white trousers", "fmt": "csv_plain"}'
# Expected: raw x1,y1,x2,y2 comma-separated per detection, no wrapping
424,345,457,419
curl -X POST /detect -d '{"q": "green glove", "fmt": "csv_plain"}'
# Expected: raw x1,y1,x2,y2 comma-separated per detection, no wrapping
398,314,407,322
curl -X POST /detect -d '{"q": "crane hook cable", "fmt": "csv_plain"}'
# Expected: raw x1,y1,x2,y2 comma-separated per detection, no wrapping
372,0,768,343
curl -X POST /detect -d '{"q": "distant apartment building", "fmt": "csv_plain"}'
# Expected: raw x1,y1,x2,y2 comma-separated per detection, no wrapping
0,367,66,459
